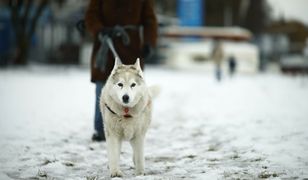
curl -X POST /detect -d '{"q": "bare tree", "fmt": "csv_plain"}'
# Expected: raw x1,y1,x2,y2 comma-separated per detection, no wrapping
242,0,271,35
8,0,49,65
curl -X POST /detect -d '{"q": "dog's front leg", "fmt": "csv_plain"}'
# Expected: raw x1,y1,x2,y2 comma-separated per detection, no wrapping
130,136,145,175
107,136,123,177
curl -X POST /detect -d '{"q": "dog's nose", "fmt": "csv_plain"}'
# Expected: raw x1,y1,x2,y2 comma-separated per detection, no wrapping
122,94,129,104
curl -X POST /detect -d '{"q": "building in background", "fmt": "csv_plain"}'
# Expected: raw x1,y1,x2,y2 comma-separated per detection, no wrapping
156,0,308,73
156,0,261,73
1,0,307,74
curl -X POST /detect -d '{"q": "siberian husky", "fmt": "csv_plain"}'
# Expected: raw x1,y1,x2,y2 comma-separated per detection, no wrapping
100,58,158,177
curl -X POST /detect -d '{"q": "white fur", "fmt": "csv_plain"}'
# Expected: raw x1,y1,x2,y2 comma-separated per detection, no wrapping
99,58,155,177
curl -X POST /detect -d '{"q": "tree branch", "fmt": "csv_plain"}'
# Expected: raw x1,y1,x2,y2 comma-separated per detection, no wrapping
27,0,49,40
21,0,33,34
9,0,22,40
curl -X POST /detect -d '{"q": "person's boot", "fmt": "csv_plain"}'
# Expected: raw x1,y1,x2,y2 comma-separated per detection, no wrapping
92,131,106,142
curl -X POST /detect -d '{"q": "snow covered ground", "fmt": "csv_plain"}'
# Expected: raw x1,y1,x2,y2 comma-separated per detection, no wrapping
0,65,308,179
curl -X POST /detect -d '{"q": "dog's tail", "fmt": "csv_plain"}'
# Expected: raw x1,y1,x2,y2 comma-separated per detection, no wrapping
149,85,160,99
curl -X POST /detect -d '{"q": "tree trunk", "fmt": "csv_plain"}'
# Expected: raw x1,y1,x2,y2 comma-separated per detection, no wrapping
9,0,49,65
15,38,29,65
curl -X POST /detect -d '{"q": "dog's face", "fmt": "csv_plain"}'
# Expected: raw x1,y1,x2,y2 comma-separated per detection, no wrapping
108,58,145,108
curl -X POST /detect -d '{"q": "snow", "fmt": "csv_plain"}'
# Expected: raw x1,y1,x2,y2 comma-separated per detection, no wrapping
0,65,308,179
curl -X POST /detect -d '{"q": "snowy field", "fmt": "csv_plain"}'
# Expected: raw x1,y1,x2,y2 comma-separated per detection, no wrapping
0,66,308,179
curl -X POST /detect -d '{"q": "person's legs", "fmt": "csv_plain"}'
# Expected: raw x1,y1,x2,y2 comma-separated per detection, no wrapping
92,81,105,141
215,66,222,81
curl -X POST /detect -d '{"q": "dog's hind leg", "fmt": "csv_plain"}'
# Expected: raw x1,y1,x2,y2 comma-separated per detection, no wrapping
107,136,123,177
130,136,145,176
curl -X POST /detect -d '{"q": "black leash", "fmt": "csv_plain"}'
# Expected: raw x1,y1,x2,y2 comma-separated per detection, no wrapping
76,20,139,69
96,25,139,70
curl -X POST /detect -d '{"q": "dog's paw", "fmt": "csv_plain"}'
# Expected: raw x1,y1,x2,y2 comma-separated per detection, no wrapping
110,170,124,178
135,170,145,176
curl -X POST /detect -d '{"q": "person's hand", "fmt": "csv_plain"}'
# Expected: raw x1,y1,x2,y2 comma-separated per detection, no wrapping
100,27,115,37
142,44,153,59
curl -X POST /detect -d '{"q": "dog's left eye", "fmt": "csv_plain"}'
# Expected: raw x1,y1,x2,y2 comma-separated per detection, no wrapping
131,83,136,88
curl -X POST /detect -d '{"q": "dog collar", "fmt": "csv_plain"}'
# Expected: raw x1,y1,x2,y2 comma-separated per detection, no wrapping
123,114,132,118
105,103,132,118
105,103,116,115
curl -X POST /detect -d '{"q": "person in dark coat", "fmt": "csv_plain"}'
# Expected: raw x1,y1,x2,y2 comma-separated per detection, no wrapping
228,56,237,76
85,0,158,141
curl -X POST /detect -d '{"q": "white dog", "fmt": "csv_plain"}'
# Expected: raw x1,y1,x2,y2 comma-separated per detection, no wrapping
100,58,158,177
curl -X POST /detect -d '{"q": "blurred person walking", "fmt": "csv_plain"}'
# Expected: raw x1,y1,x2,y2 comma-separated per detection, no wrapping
211,40,224,81
228,55,237,76
85,0,158,141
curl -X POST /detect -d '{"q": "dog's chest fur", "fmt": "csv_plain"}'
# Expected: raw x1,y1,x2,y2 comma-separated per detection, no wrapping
104,112,150,141
113,117,139,140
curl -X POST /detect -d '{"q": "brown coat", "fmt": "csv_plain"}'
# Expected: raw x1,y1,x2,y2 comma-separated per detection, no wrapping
85,0,158,82
212,41,224,67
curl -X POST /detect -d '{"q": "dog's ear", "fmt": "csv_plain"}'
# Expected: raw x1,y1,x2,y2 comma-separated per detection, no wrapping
115,57,122,67
134,58,141,69
111,57,122,76
134,58,144,78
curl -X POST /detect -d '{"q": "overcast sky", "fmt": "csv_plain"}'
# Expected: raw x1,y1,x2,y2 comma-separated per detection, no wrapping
267,0,308,25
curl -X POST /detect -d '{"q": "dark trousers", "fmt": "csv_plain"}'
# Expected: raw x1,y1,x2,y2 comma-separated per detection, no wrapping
215,66,222,81
94,82,104,134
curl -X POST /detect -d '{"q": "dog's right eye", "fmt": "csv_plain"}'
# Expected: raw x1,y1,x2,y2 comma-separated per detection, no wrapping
117,83,123,87
131,83,136,88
